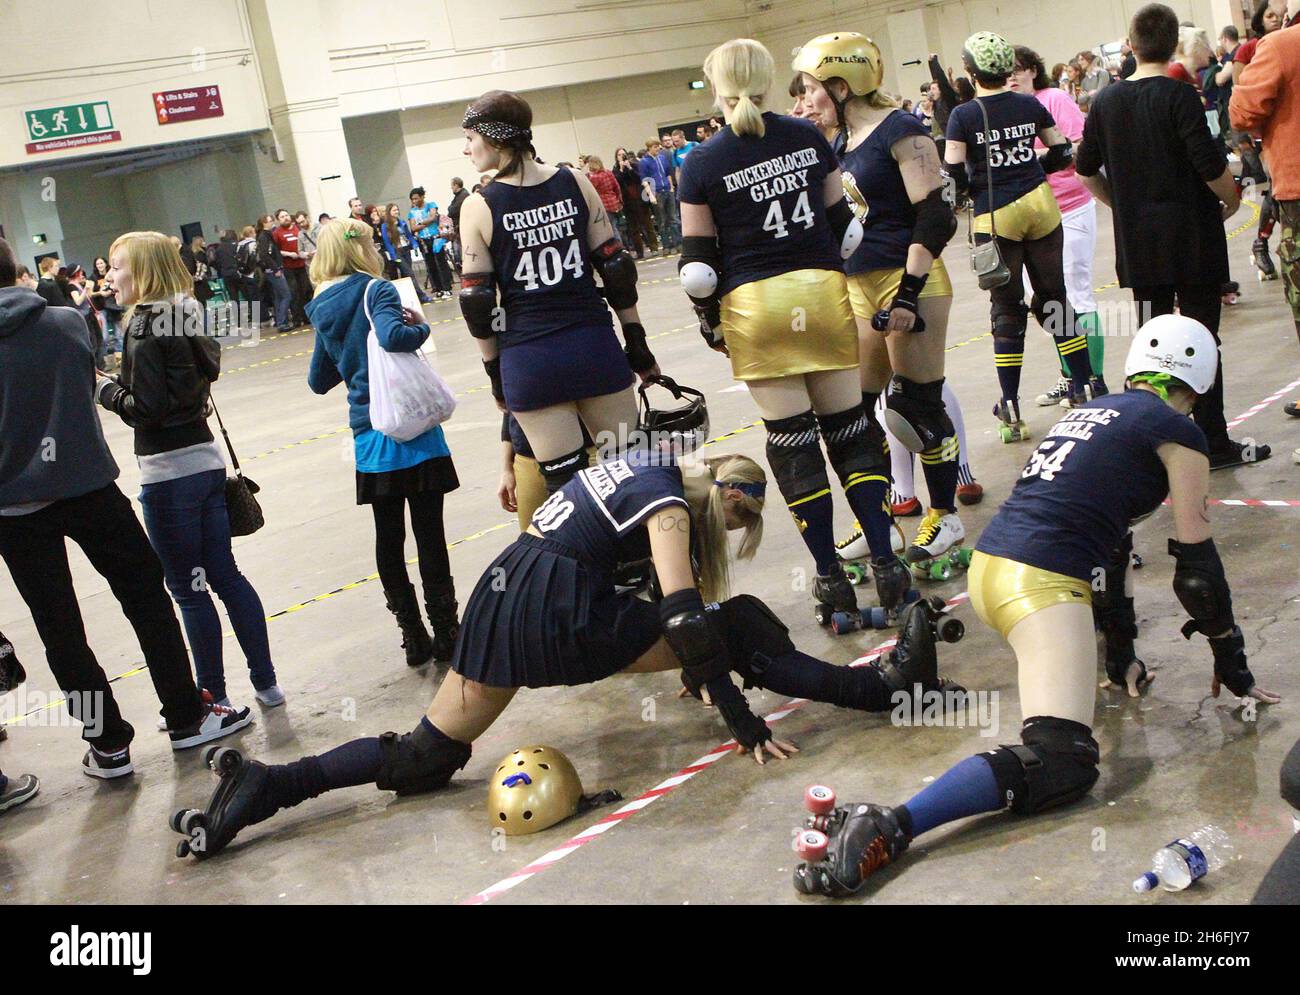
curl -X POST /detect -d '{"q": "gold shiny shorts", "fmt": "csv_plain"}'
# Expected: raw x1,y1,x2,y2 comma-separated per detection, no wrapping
968,551,1092,639
846,258,953,319
721,269,858,381
972,182,1062,243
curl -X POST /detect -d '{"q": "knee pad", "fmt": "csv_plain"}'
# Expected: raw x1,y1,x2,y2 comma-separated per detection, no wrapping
706,594,796,688
815,405,889,488
991,301,1029,339
376,723,472,796
539,446,591,493
983,716,1100,815
884,377,956,459
763,411,830,503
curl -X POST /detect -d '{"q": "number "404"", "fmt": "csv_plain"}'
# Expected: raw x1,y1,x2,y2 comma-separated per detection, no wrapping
513,240,584,291
1021,439,1076,481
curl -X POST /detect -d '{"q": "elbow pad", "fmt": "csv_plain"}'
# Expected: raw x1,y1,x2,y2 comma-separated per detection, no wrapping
1041,143,1074,174
1169,538,1236,639
911,187,957,259
459,273,499,339
827,198,864,260
942,161,969,199
660,589,729,691
591,238,639,310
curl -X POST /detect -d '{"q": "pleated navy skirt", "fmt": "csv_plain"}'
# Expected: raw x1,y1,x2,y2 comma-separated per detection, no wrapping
451,534,662,688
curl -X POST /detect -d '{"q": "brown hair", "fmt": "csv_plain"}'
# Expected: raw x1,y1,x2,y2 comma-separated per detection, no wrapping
1130,3,1180,63
464,90,535,180
383,203,400,249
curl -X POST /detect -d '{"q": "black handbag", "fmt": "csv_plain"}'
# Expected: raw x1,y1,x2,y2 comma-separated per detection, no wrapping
968,97,1012,291
209,395,264,537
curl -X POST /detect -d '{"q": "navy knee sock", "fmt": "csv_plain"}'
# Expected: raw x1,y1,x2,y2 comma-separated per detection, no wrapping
897,754,1003,839
843,477,895,562
919,458,959,515
1055,333,1094,392
752,650,892,712
993,337,1024,403
266,723,414,810
790,492,839,575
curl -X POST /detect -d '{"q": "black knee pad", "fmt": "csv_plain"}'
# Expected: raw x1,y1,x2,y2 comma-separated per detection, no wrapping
706,594,796,688
991,301,1029,338
539,445,591,493
983,716,1100,815
816,405,889,487
763,411,830,503
376,723,472,796
886,377,956,459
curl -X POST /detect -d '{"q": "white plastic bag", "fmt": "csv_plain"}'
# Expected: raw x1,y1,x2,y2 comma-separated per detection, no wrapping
364,279,456,441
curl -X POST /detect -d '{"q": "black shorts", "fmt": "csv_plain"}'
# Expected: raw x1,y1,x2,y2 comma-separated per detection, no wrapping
451,534,662,688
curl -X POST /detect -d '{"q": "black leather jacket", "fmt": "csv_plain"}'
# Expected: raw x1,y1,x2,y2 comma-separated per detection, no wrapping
96,299,221,455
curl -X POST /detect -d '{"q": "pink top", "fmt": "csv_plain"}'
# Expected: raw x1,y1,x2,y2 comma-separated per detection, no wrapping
1033,86,1092,214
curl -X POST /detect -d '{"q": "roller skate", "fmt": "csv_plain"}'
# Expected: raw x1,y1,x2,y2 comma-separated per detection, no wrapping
992,397,1030,444
1220,281,1240,306
1252,238,1278,281
813,561,858,629
905,509,970,582
1035,377,1070,407
793,787,911,897
956,481,983,505
170,747,278,861
830,554,924,633
835,521,905,585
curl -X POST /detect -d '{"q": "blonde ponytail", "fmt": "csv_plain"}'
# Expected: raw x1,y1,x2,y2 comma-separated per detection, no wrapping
704,39,775,139
693,454,766,602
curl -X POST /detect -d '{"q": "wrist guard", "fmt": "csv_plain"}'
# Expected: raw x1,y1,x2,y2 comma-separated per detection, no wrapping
1041,142,1074,174
1210,626,1255,697
483,357,504,403
943,161,969,199
705,675,773,750
872,272,929,332
621,321,656,374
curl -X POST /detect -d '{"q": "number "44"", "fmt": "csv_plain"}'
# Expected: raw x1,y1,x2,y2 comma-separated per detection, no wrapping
1021,439,1075,482
762,190,813,239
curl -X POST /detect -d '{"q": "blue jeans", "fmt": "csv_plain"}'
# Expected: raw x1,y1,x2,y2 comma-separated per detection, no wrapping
653,189,679,249
266,269,292,329
139,468,276,700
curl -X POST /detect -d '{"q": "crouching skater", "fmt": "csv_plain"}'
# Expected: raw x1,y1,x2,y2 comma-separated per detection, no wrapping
171,449,962,859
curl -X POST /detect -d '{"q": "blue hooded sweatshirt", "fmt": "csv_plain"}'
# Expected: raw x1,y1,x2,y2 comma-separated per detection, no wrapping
305,272,450,472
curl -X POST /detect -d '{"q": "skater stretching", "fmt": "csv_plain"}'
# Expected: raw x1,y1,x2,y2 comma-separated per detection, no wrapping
677,38,913,629
458,89,659,495
171,450,963,859
795,32,973,575
945,31,1102,444
791,315,1280,897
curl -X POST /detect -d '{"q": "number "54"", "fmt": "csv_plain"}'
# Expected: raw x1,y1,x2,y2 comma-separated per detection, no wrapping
1021,439,1075,481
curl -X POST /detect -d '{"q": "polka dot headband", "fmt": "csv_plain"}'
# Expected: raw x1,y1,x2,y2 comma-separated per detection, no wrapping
462,108,533,145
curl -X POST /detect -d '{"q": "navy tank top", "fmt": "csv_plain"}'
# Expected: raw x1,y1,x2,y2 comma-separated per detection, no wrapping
482,168,613,345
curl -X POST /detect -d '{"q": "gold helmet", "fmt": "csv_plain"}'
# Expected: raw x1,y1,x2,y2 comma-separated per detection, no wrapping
792,32,884,97
488,745,584,836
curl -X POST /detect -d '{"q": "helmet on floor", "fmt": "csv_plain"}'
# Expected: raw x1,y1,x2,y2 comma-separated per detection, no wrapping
639,374,710,454
1124,313,1219,396
792,32,884,96
963,31,1015,77
488,745,584,836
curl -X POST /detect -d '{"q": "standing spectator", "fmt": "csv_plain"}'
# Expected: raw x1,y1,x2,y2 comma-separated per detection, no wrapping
1118,40,1137,79
407,187,441,294
478,173,493,189
669,128,698,186
1076,2,1270,469
380,203,432,303
234,225,262,326
1075,50,1111,111
585,155,626,244
314,214,331,238
430,216,456,297
1168,26,1213,95
447,177,469,274
1232,0,1288,87
95,231,284,709
614,147,657,256
256,214,293,332
638,138,676,255
212,229,241,309
0,236,250,775
1231,9,1300,440
65,264,104,368
306,219,461,665
347,197,367,224
88,255,122,368
271,209,311,327
35,256,69,308
296,211,319,268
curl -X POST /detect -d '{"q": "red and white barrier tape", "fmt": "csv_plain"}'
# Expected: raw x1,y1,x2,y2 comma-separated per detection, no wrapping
1226,375,1300,430
460,592,970,905
1161,498,1300,508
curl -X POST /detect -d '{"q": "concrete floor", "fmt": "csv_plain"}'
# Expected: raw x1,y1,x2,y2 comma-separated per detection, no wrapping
2,204,1297,905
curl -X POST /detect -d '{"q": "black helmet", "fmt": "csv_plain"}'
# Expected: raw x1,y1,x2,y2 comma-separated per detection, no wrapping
638,375,709,455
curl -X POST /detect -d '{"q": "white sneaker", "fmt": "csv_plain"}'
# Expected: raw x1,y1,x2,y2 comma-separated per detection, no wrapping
159,689,215,731
905,509,966,563
82,743,134,779
169,700,253,750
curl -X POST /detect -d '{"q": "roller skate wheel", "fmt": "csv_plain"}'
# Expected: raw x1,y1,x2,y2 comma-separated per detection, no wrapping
796,829,829,862
938,616,965,643
202,745,221,768
954,548,973,568
180,810,206,836
169,808,189,833
805,784,837,815
866,606,889,629
830,611,857,635
903,588,921,605
176,840,191,859
212,747,242,775
930,561,952,581
998,426,1014,443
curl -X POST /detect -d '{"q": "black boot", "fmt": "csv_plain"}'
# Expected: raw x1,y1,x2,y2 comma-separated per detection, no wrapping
424,581,460,663
385,584,434,667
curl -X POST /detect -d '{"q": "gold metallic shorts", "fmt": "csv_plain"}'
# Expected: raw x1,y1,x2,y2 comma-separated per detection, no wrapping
846,258,953,319
721,269,858,381
972,182,1062,243
968,551,1092,639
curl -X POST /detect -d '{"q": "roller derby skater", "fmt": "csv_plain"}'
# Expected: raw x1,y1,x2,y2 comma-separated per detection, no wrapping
796,32,975,602
171,439,966,859
875,387,983,512
678,39,906,631
789,315,1280,897
945,32,1099,440
457,90,660,495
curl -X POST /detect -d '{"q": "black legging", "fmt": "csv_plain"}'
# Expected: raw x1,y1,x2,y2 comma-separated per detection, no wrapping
1131,285,1226,449
370,491,451,595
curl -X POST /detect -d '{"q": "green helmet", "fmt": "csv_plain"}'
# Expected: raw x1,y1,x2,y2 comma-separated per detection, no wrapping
963,31,1015,77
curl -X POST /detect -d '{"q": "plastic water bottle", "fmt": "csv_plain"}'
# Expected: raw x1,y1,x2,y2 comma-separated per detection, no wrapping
1133,826,1232,893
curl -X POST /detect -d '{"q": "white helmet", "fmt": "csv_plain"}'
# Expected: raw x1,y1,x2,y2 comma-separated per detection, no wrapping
1124,314,1219,396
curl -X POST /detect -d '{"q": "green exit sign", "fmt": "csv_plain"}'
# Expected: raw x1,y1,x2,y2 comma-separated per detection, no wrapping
24,101,119,155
